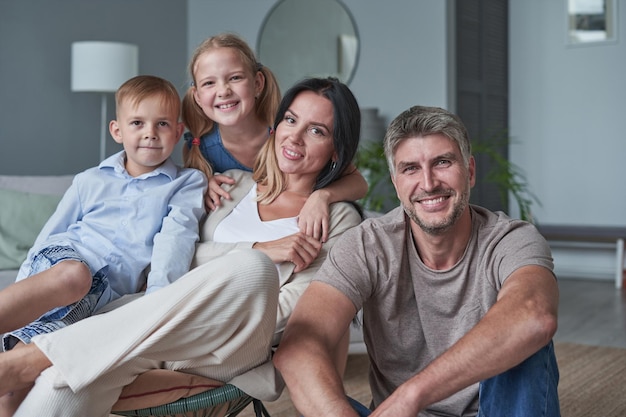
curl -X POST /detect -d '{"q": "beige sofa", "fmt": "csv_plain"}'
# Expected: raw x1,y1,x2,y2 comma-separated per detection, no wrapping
0,174,367,354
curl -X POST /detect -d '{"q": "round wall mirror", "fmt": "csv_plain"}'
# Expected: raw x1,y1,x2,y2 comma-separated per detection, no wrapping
257,0,359,92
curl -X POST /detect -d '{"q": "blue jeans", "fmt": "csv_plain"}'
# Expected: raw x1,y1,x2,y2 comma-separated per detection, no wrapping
348,397,372,417
2,245,109,351
477,341,560,416
349,341,560,417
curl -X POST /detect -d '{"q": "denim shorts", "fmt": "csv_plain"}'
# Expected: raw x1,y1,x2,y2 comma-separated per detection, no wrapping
2,245,110,351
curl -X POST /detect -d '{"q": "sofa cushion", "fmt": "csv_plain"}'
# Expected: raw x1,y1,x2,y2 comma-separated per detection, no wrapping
0,174,74,195
0,188,62,269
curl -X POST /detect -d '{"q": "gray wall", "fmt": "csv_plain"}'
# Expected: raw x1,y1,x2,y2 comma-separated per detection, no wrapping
187,0,450,128
510,0,626,279
510,0,626,226
0,0,449,173
0,0,187,175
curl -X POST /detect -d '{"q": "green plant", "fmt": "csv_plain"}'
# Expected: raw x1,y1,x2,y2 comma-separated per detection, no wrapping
471,134,541,222
355,140,398,212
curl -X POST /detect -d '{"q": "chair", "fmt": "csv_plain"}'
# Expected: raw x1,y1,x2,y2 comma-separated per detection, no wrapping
113,383,270,417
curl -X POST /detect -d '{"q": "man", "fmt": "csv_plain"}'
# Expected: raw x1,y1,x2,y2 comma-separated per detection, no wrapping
274,105,561,417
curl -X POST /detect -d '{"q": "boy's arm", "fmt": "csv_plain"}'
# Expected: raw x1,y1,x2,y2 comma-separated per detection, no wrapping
298,164,367,242
16,177,83,280
145,170,207,293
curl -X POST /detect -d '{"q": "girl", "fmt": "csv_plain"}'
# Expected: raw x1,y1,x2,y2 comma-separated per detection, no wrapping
182,33,367,242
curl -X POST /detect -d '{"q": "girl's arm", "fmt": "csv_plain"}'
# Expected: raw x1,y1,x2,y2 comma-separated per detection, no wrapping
298,164,367,242
204,173,236,211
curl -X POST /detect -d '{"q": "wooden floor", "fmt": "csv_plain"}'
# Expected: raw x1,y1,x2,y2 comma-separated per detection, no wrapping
554,277,626,348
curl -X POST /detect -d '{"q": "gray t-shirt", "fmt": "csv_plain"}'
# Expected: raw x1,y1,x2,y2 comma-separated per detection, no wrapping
315,205,554,417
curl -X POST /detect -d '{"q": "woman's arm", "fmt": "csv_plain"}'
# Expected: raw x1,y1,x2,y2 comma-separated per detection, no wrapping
298,164,367,242
274,202,361,342
204,173,236,211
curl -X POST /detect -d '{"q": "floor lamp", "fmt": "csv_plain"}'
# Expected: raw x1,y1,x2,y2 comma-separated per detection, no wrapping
71,41,139,162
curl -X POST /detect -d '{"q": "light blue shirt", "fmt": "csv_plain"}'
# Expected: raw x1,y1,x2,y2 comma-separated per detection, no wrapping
16,151,207,302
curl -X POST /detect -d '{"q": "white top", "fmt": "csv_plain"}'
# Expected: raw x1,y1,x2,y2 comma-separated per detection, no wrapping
214,184,299,281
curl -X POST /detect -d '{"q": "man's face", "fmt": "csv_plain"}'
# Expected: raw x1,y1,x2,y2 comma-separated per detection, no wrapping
390,134,475,235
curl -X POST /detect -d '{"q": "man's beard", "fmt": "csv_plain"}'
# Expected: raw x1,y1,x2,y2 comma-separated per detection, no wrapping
403,188,469,236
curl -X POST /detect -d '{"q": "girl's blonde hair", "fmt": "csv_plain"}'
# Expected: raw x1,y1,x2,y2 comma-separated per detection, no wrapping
182,33,281,180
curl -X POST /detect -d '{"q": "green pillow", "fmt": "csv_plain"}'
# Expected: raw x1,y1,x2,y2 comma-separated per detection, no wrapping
0,188,62,270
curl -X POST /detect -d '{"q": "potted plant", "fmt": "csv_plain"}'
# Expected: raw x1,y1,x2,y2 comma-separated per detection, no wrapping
471,133,540,222
355,140,398,213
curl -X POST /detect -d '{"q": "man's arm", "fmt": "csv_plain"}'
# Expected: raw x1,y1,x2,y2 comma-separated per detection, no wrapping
274,281,359,417
371,264,559,417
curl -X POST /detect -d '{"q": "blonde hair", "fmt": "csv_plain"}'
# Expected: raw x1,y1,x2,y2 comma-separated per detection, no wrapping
182,33,281,180
115,75,180,120
253,133,283,204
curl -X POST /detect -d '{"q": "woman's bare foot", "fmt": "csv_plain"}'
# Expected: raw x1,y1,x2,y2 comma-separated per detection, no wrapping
0,343,51,396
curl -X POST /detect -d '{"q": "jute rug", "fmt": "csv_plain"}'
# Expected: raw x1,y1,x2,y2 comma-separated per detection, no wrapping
555,342,626,417
240,342,626,417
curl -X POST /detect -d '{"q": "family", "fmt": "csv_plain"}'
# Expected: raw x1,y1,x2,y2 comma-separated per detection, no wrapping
0,33,561,417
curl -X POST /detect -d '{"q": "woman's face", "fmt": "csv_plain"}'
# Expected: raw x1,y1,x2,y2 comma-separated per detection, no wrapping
192,47,263,127
274,90,337,180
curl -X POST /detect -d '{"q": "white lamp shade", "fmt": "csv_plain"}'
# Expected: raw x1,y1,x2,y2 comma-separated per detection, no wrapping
71,41,139,92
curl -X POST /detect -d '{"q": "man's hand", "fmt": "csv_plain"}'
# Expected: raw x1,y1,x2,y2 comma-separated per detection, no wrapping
369,383,423,417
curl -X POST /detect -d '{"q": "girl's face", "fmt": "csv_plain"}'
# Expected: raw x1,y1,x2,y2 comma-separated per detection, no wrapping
192,47,264,128
109,95,183,177
274,90,337,181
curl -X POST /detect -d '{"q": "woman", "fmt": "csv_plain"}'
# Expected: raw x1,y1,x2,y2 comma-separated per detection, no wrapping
0,77,363,417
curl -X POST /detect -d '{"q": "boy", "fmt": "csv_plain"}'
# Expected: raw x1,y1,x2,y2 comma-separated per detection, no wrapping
0,75,207,351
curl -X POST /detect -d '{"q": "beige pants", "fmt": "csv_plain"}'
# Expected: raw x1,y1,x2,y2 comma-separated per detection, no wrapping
16,249,279,417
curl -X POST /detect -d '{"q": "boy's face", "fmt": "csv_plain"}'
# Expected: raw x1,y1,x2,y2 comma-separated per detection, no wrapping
109,95,183,177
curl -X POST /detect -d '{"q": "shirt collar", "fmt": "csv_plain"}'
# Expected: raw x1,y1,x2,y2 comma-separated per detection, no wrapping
98,150,178,181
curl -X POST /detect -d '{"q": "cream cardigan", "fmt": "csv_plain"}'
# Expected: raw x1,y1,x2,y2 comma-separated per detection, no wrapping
192,169,363,343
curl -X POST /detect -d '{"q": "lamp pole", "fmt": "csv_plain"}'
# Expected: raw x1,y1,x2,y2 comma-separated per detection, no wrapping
70,41,138,163
100,93,107,162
